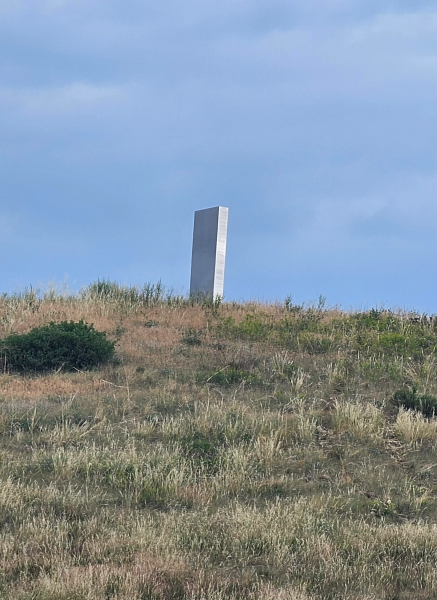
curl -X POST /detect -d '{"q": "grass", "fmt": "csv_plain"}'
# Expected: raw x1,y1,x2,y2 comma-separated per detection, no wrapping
1,284,437,598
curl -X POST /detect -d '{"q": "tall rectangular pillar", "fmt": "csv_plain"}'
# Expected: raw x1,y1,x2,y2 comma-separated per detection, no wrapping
190,206,228,299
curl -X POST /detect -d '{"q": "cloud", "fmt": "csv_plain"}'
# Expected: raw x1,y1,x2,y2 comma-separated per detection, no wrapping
43,0,84,11
0,1,24,16
0,83,124,115
351,10,437,40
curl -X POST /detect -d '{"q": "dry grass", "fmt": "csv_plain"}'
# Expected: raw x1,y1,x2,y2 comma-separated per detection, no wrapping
1,289,437,599
394,408,437,446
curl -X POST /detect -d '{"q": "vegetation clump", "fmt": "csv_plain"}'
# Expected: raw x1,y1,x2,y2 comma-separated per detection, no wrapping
182,328,203,346
0,320,115,373
393,386,437,418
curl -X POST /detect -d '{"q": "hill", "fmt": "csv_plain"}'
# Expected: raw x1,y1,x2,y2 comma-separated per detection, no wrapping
1,284,437,599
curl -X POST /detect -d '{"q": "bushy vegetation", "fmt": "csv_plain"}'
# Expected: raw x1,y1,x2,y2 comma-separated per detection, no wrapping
393,386,437,418
1,285,437,599
0,320,115,373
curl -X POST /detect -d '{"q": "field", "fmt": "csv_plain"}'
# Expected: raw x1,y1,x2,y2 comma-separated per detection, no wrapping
1,284,437,599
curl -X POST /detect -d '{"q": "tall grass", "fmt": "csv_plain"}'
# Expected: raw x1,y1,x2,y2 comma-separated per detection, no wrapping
1,285,437,598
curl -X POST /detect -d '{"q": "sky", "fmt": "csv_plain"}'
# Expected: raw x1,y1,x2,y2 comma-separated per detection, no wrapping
1,0,437,311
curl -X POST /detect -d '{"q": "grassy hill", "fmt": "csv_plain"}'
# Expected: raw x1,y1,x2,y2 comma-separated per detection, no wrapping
1,283,437,599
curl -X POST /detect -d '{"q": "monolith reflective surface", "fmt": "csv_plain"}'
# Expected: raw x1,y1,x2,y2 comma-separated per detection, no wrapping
190,206,228,299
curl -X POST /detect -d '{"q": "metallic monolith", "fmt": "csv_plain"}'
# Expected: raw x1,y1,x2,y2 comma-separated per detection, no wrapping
190,206,228,299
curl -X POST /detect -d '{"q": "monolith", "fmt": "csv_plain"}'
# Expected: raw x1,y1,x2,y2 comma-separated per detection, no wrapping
190,206,228,299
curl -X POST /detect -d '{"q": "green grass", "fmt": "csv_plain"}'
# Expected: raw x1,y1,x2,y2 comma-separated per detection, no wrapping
1,289,437,599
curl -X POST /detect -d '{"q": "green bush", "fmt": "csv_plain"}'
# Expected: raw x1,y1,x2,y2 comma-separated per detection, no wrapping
182,328,202,346
393,387,437,418
0,320,115,373
216,314,272,342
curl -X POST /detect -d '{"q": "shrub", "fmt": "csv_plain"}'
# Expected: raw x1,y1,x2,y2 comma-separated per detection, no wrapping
182,328,202,346
216,314,271,342
0,320,115,373
393,387,437,418
180,430,222,474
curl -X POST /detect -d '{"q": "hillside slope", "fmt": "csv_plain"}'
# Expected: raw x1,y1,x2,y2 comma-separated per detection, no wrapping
1,286,437,599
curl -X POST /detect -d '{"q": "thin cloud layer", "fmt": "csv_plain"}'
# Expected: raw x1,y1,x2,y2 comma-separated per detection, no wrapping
1,1,437,308
0,83,124,115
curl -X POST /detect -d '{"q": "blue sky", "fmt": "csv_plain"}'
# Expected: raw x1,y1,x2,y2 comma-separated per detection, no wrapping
1,1,437,310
